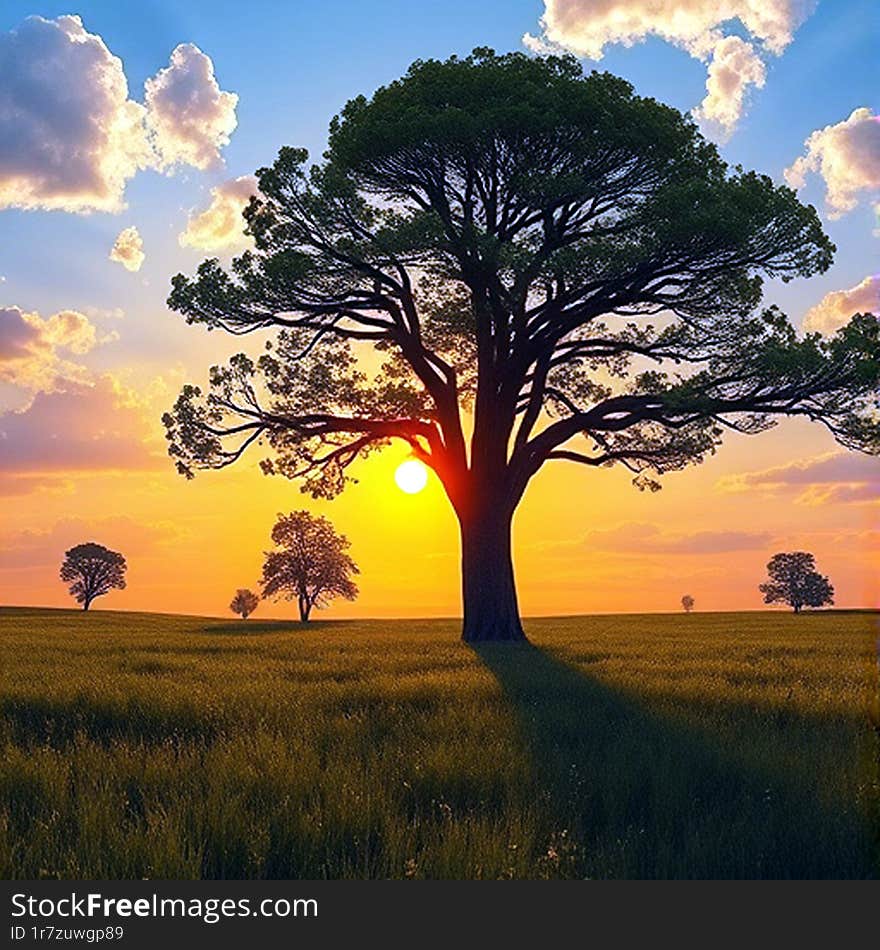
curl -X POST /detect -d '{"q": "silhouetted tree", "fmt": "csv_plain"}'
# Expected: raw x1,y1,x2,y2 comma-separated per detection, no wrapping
230,588,259,619
760,552,834,613
163,49,879,643
681,594,695,613
261,511,359,621
59,542,127,610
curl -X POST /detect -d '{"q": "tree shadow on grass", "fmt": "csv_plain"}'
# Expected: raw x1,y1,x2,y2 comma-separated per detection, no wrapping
474,642,878,879
197,619,356,637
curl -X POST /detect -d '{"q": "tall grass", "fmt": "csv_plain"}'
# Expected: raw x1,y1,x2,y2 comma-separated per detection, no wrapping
0,607,877,878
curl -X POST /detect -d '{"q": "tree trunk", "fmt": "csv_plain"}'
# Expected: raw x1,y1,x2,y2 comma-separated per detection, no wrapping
459,505,526,643
82,599,91,611
298,596,311,623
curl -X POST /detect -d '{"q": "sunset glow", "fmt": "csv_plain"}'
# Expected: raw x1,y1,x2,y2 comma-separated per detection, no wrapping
394,459,428,495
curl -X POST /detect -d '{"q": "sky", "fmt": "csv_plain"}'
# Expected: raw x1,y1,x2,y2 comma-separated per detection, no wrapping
0,0,877,619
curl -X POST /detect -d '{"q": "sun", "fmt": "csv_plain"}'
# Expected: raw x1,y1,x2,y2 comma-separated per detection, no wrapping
394,459,428,494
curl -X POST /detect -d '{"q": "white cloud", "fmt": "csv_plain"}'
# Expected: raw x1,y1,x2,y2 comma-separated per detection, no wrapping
523,1,816,134
802,275,879,334
784,107,880,217
40,310,103,355
109,226,145,272
0,306,115,393
179,175,259,251
0,15,151,213
693,35,765,132
146,44,239,171
0,16,238,215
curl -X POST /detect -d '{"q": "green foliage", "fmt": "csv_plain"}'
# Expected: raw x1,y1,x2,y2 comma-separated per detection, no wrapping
163,48,876,511
1,607,877,878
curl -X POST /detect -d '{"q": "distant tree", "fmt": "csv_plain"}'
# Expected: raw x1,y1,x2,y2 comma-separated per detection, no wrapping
681,594,695,613
230,588,259,619
163,49,880,642
59,542,127,611
759,552,834,613
261,511,359,622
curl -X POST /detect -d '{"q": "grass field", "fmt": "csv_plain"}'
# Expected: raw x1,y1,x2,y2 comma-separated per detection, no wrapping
0,606,877,879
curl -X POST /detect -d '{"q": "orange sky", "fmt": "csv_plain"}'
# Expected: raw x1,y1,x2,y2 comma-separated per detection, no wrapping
1,372,877,619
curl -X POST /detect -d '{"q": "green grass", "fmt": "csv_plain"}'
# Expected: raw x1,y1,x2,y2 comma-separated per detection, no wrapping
1,606,877,879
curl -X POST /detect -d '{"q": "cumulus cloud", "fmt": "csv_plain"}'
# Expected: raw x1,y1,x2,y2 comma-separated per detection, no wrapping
693,34,766,131
785,108,880,217
803,275,879,334
0,14,151,213
0,307,42,362
38,310,102,355
0,305,111,391
179,175,259,251
0,374,162,477
109,226,145,272
146,43,239,171
0,16,238,214
523,0,816,134
718,452,880,505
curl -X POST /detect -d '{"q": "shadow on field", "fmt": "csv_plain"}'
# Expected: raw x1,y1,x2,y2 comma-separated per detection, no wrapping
197,619,354,636
475,642,877,879
1,694,217,748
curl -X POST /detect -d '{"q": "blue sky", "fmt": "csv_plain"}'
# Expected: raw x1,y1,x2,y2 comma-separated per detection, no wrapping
0,0,875,349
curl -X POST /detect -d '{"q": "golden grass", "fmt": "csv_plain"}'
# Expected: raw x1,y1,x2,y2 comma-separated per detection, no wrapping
0,606,877,878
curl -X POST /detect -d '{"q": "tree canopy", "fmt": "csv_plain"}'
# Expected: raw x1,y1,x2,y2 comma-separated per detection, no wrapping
759,552,834,613
260,511,359,622
230,588,259,619
163,49,879,641
59,542,127,611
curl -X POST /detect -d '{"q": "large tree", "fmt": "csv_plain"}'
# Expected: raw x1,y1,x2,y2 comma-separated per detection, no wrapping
164,50,879,642
260,511,359,622
59,542,127,611
759,552,834,613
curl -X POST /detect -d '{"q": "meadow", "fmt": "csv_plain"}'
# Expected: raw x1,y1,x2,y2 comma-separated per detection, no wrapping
0,606,877,879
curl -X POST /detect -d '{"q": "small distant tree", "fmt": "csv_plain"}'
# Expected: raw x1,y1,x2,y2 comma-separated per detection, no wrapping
261,511,359,622
59,542,127,610
681,594,695,613
759,552,834,613
230,588,259,619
